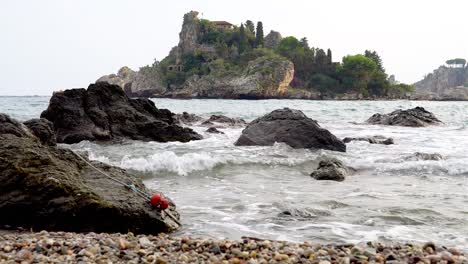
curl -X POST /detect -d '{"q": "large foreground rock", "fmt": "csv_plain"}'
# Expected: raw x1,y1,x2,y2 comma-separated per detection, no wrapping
366,107,442,127
235,108,346,152
41,82,202,144
0,114,179,233
310,157,349,182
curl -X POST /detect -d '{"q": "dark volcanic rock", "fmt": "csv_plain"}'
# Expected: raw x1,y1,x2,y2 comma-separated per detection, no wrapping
23,118,57,146
310,157,349,182
343,136,394,145
0,113,30,138
0,113,180,234
173,112,203,125
40,82,202,144
202,115,247,127
234,108,346,152
366,107,442,127
206,127,224,134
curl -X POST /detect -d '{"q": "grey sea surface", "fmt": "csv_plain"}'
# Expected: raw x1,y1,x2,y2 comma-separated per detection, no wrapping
1,96,467,248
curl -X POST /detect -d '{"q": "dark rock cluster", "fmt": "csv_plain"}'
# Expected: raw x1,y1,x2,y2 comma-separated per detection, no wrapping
0,113,179,234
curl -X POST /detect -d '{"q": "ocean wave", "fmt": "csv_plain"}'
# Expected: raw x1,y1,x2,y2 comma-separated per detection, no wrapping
117,151,227,176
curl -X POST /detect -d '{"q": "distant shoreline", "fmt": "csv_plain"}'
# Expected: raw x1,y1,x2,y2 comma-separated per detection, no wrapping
1,95,468,102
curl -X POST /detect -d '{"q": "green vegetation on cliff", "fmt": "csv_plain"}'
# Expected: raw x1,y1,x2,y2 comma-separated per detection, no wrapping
138,11,412,98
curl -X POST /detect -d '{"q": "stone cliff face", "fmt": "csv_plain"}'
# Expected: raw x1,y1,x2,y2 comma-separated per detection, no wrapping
97,66,165,97
96,11,294,99
414,65,468,100
176,11,201,62
167,55,294,99
264,31,282,50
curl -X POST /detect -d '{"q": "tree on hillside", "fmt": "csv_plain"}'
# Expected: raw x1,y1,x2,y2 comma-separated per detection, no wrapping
446,58,466,68
339,54,378,96
364,50,384,72
327,49,332,64
255,22,264,48
315,49,329,73
238,23,248,54
300,37,310,49
245,20,255,34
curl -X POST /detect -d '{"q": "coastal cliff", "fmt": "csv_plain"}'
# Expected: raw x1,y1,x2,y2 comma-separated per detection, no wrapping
98,11,411,99
414,61,468,100
166,53,294,99
98,11,294,99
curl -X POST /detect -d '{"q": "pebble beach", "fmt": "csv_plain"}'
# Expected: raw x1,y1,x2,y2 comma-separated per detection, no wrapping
0,230,467,263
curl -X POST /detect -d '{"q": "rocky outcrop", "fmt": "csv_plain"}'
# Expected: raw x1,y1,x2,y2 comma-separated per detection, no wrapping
23,118,57,146
177,11,202,60
414,65,468,100
173,112,204,125
366,107,442,127
235,108,346,152
206,127,224,134
168,54,294,99
310,157,349,182
201,115,247,127
343,136,394,145
41,82,202,144
264,30,282,50
0,113,179,234
97,66,165,97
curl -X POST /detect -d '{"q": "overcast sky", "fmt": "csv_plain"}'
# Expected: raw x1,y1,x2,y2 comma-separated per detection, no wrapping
1,0,467,95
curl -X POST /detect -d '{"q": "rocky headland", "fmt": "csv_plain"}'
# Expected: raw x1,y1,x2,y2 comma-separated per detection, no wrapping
98,11,413,100
413,60,468,100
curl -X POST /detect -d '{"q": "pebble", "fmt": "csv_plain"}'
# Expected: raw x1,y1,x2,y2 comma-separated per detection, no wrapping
139,237,153,249
0,231,466,263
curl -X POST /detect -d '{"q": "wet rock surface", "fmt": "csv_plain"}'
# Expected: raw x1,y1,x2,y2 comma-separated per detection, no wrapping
0,114,179,234
366,107,443,127
310,157,349,182
202,115,247,127
206,127,224,134
40,82,202,144
173,112,203,125
404,152,445,161
235,108,346,152
23,118,57,146
0,232,466,263
343,135,394,145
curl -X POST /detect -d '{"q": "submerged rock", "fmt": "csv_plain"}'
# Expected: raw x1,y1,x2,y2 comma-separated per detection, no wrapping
0,113,179,234
310,158,349,182
235,108,346,152
41,82,202,144
206,127,224,134
343,136,394,145
366,107,442,127
202,115,247,127
173,112,203,125
404,152,444,161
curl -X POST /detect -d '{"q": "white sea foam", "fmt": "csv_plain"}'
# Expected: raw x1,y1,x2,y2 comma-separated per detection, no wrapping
4,97,468,246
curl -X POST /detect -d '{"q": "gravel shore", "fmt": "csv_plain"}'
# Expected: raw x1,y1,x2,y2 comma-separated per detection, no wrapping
0,230,466,263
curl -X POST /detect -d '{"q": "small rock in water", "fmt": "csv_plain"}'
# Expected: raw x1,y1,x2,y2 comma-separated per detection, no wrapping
206,127,224,134
311,157,349,182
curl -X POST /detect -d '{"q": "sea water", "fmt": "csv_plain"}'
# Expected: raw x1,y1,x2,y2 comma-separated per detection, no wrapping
1,96,467,247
